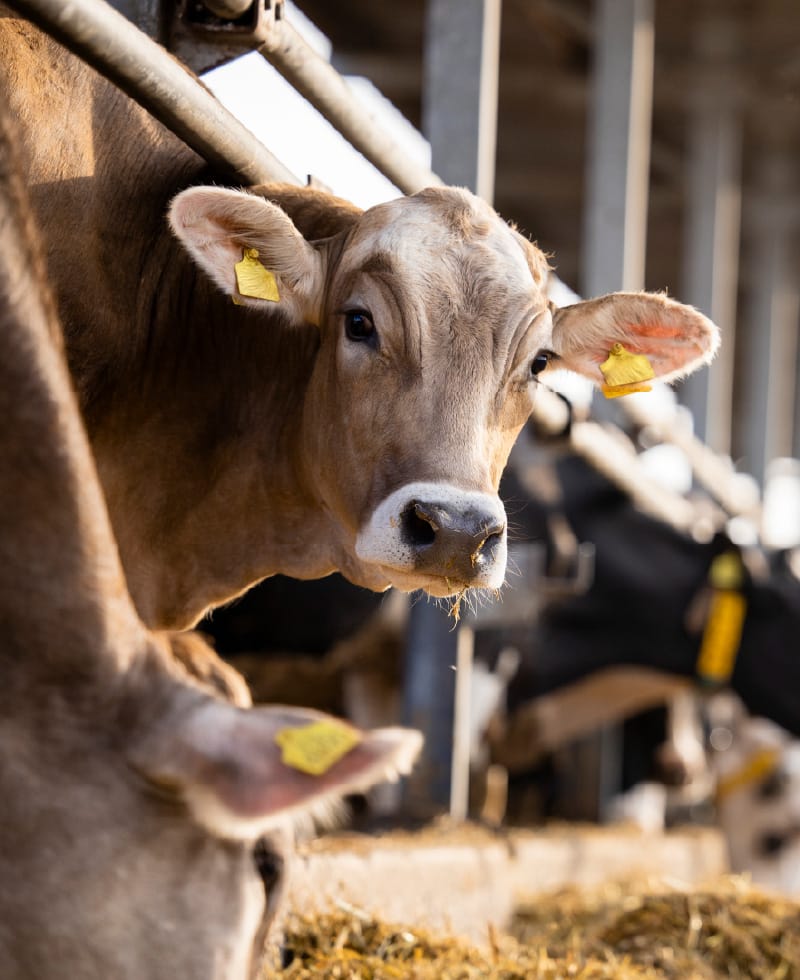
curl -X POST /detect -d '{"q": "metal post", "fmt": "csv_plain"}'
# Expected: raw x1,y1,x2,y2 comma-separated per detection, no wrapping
583,0,654,296
423,0,502,201
580,0,654,821
450,626,475,822
679,21,742,454
739,157,799,483
400,600,459,818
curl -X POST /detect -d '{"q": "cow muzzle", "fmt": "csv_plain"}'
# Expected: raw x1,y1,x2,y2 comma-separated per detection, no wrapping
355,481,508,596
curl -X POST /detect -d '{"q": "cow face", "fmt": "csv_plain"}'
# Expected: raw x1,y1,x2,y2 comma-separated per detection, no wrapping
170,185,718,601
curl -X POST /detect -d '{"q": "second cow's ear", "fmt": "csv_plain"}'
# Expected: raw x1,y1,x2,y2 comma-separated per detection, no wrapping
550,291,719,386
169,186,325,324
128,696,423,842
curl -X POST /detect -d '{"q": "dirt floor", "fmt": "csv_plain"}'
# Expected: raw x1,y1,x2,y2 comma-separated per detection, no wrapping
267,876,800,979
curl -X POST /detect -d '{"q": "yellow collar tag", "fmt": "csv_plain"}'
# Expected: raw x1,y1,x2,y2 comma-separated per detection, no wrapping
275,719,361,776
600,343,655,398
695,589,746,684
696,551,747,685
716,748,780,803
234,247,280,303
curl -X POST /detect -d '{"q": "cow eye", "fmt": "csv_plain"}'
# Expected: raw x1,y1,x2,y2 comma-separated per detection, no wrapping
344,309,375,343
531,351,551,376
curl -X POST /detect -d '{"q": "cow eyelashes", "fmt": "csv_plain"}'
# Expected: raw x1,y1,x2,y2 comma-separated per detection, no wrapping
530,350,552,376
343,309,376,345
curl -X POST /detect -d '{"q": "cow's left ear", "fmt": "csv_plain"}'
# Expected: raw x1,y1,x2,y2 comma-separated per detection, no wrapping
550,291,720,386
168,187,325,323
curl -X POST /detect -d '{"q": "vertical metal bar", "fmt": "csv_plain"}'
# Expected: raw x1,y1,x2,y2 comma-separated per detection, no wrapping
679,21,742,454
450,626,475,822
423,0,502,201
400,600,459,818
680,103,742,452
739,159,799,483
764,250,800,468
583,0,654,295
580,0,654,822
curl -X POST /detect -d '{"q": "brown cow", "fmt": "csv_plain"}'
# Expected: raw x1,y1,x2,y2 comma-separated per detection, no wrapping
0,98,421,979
0,11,719,631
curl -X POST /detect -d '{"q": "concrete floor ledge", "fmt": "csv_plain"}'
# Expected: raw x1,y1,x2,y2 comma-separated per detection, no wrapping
286,824,729,942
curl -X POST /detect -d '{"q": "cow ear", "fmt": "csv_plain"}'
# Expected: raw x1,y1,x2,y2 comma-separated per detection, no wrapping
168,187,325,323
550,292,720,386
129,698,422,841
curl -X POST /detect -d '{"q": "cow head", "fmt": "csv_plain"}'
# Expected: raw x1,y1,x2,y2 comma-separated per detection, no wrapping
169,184,718,601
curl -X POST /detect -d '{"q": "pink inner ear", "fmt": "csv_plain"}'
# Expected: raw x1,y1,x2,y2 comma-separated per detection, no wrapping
627,322,687,340
214,734,408,820
553,290,719,385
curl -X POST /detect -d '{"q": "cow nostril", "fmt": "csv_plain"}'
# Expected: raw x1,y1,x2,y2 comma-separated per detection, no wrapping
474,525,505,562
401,502,438,547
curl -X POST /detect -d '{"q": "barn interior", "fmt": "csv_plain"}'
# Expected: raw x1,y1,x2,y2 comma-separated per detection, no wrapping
12,0,800,955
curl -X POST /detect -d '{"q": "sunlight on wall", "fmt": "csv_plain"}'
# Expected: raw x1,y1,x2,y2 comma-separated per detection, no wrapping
202,3,430,210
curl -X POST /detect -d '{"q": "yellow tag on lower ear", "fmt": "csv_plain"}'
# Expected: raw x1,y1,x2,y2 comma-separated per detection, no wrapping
600,342,655,398
275,719,361,776
234,247,280,303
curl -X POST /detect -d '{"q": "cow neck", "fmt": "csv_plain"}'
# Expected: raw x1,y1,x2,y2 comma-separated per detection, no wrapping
88,179,337,630
0,16,343,628
0,101,147,704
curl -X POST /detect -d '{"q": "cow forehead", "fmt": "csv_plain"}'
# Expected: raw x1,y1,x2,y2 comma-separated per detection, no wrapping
342,188,544,301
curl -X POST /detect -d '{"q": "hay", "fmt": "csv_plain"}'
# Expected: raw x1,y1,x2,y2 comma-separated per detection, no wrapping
512,877,800,979
269,878,800,979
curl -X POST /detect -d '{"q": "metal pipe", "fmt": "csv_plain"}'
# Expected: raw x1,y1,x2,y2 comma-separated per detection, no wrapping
257,16,442,195
6,0,299,187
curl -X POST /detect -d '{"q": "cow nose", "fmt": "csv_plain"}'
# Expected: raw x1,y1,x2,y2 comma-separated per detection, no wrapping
401,499,506,581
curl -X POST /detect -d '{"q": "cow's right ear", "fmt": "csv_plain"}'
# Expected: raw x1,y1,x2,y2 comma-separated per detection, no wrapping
168,187,325,323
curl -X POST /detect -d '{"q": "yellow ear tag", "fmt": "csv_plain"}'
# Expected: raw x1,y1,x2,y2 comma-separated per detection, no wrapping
600,342,655,398
275,719,362,776
233,247,280,303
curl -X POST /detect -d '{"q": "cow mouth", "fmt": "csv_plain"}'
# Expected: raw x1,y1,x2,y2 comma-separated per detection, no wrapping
355,481,509,597
372,565,475,598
